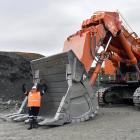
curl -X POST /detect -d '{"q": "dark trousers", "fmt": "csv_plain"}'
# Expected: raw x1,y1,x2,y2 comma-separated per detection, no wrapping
28,107,40,117
28,107,40,129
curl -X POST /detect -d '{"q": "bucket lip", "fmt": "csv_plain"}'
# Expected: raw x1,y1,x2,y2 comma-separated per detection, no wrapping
31,52,68,63
31,50,77,64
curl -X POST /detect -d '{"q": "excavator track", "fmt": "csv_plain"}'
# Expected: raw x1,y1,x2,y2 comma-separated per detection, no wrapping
97,82,139,106
133,87,140,108
1,51,98,126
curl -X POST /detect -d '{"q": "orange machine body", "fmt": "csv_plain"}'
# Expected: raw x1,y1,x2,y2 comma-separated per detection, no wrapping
104,60,116,75
63,11,140,86
63,24,106,72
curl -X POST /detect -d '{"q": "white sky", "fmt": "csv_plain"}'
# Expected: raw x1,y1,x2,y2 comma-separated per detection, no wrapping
0,0,139,56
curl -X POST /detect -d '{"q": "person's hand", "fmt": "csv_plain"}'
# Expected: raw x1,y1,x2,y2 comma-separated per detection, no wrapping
24,91,29,96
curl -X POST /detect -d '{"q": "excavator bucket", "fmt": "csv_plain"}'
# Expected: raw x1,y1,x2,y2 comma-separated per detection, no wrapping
0,51,98,125
32,51,98,125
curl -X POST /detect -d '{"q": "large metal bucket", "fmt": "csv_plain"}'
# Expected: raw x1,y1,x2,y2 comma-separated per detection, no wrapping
1,51,98,126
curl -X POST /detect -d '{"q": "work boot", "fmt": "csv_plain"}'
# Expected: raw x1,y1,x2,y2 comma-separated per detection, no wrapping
33,117,38,128
33,122,39,128
27,118,33,130
27,125,32,130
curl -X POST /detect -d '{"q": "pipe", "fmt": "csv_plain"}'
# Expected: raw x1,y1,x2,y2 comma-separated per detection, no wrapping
118,32,137,64
89,36,112,86
89,63,102,86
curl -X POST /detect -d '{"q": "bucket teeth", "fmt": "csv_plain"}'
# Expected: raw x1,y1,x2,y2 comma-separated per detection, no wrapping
13,115,28,122
39,118,61,126
0,113,26,121
4,112,20,117
9,114,26,119
0,97,27,121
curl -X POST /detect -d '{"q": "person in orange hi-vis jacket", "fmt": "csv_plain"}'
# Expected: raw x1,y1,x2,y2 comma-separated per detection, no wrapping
25,83,47,130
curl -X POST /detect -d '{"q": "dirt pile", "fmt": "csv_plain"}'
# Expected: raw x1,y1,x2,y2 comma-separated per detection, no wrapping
0,52,44,102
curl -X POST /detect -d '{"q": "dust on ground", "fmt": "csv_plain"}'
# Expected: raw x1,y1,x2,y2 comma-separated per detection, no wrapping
0,106,140,140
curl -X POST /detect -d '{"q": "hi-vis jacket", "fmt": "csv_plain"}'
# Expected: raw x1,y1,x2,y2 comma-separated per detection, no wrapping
27,90,41,107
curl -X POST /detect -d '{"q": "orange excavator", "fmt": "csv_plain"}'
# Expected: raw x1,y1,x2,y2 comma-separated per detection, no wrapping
3,11,140,125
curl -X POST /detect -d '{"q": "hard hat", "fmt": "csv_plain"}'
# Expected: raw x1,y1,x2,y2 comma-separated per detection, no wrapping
32,85,37,89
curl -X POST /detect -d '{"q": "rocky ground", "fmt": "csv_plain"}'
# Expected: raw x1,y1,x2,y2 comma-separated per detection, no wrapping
0,52,43,102
0,105,140,140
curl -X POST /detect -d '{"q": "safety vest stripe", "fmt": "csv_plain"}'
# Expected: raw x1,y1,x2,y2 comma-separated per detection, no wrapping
30,99,40,101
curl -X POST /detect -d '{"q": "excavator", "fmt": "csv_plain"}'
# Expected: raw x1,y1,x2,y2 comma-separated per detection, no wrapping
2,11,140,126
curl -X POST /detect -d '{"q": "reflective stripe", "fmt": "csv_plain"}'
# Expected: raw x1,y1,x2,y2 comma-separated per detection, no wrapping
31,99,40,101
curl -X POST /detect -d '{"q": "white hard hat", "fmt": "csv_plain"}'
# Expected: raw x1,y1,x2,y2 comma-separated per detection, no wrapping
32,85,37,89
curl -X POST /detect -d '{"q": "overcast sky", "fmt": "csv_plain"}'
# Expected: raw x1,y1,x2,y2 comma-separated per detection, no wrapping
0,0,139,56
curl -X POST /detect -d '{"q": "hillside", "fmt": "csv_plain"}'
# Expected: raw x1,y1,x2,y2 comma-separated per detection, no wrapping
0,51,44,101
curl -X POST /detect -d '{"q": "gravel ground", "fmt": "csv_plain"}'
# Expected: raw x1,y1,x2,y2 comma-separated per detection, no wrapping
0,106,140,140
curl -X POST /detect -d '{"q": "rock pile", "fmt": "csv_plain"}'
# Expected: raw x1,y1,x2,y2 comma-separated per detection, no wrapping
0,52,44,102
